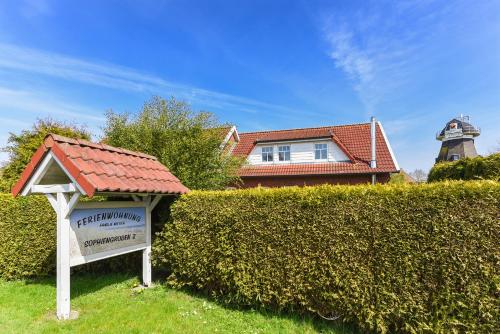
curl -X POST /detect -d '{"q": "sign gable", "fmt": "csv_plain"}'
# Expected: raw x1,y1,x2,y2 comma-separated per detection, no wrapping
12,134,189,197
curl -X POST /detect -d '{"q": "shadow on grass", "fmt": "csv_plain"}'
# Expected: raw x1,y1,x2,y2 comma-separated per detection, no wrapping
24,272,136,299
20,270,363,333
169,284,362,334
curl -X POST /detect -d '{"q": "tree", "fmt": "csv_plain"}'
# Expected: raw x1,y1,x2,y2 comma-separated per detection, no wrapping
388,172,405,184
0,119,90,192
409,169,428,183
102,96,244,190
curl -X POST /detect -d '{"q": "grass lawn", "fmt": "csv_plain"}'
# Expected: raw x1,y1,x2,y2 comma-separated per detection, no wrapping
0,273,357,334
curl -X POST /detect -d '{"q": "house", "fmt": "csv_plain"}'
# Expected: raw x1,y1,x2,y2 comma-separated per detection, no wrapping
224,118,399,188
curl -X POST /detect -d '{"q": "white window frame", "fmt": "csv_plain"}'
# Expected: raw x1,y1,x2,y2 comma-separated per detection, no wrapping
314,143,328,160
261,146,274,162
278,145,291,162
450,154,460,161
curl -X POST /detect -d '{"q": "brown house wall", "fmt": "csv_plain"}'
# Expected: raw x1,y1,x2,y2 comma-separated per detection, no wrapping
239,173,391,188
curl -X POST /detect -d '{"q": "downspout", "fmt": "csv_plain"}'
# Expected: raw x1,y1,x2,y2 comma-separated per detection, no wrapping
370,116,377,185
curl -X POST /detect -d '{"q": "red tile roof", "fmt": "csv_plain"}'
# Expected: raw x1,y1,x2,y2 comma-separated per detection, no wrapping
232,122,398,177
12,134,189,197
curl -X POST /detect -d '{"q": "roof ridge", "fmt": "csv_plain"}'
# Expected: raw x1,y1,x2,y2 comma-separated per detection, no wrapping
239,122,371,135
47,134,157,160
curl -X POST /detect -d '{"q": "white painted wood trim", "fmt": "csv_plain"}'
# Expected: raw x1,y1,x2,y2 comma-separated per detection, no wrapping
377,121,400,171
56,192,71,320
46,193,57,211
220,125,239,149
70,243,148,267
143,195,152,287
149,195,162,211
20,152,53,196
75,201,147,209
64,192,81,218
31,183,76,194
50,152,87,196
255,137,332,145
20,151,87,196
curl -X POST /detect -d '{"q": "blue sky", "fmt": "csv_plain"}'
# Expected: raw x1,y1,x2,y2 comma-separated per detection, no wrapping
0,0,498,172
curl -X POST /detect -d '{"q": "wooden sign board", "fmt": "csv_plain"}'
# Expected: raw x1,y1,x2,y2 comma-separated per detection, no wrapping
69,202,147,267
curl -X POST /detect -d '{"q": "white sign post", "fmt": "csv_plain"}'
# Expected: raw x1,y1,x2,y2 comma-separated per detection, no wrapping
12,136,186,321
42,189,161,320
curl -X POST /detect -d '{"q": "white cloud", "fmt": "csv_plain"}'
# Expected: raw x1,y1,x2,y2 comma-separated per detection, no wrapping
0,86,105,123
323,17,419,114
322,0,500,118
0,43,298,117
0,86,106,163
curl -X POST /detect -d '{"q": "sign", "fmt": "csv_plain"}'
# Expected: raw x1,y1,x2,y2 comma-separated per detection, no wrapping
444,128,463,139
69,203,147,266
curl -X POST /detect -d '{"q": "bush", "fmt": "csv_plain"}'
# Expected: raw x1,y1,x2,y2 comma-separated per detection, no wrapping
154,182,500,333
428,153,500,182
0,194,56,279
0,194,173,280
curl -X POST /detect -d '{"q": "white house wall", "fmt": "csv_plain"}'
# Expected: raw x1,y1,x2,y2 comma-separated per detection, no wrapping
247,140,350,165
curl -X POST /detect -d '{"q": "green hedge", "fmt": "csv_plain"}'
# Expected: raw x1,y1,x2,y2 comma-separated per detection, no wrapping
154,182,500,333
0,194,56,279
428,153,500,182
0,194,176,280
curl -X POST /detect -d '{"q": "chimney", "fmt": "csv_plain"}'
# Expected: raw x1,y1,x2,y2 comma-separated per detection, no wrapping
370,116,377,168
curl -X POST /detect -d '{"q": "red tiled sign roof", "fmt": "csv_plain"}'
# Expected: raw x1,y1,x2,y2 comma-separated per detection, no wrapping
232,122,398,177
12,134,189,197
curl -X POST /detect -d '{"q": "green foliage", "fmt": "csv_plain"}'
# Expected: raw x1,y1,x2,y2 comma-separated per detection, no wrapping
0,194,150,280
0,194,56,279
154,182,500,333
0,119,90,192
388,173,406,184
103,96,244,190
428,153,500,182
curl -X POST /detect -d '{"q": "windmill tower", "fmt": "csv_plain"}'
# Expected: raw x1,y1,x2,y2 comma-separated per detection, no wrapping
436,115,480,163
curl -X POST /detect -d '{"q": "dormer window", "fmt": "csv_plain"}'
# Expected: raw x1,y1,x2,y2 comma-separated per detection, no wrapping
314,143,327,160
278,145,290,161
262,146,273,162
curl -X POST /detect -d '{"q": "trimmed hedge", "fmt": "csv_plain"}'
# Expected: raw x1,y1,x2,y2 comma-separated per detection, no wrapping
0,194,175,280
428,153,500,182
0,194,56,279
154,182,500,333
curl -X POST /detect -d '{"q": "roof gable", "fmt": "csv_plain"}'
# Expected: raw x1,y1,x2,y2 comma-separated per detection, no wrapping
12,134,189,197
232,122,399,176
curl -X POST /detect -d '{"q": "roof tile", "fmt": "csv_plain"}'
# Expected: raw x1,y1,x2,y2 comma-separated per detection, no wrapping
233,122,398,177
12,134,189,197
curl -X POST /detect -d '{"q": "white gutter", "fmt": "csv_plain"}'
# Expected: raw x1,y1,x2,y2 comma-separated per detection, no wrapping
220,125,239,150
377,120,400,171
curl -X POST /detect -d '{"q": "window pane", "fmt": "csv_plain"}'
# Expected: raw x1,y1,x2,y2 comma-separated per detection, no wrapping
279,151,290,161
262,146,273,162
278,145,290,161
279,145,290,152
314,143,327,160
